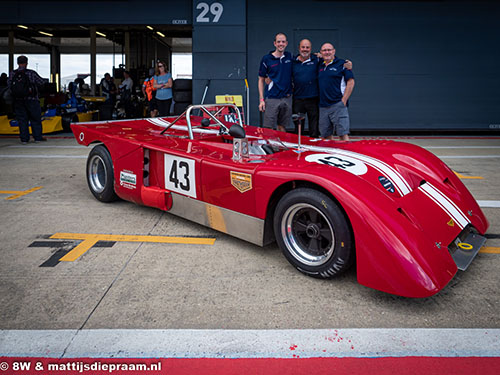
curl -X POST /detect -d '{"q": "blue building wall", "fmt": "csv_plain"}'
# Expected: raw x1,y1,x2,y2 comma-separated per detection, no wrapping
247,0,500,131
1,0,499,131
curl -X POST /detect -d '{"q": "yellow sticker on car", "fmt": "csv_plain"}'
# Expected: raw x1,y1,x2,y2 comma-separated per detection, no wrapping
230,171,252,193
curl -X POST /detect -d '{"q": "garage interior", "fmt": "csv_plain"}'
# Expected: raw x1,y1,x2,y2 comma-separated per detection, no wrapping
0,24,191,92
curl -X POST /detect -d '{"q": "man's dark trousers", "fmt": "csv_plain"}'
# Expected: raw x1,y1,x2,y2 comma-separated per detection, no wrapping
293,97,319,138
14,99,42,142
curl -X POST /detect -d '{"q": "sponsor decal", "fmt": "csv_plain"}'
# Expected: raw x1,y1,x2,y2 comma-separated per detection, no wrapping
305,153,368,176
120,170,137,190
224,114,238,123
447,219,455,227
230,171,252,193
378,176,395,193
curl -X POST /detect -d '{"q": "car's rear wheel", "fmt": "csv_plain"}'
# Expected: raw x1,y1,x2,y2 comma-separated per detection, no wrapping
274,188,354,278
87,145,118,202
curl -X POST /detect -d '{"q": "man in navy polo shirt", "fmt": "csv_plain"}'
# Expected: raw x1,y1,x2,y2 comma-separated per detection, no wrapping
292,39,320,137
318,43,355,141
258,33,293,132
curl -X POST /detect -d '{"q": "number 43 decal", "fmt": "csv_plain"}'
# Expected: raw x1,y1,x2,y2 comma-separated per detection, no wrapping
164,154,197,198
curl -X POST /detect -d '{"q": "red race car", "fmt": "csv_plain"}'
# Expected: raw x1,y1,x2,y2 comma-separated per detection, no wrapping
72,103,489,298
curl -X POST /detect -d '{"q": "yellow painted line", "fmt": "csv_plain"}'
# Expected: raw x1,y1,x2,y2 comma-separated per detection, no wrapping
59,236,100,262
480,247,500,254
50,232,216,262
454,171,484,180
0,186,43,200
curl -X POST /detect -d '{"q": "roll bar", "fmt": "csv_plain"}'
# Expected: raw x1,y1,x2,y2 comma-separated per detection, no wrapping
160,103,244,140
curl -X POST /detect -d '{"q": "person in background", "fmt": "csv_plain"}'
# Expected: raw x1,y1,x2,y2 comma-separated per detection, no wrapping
318,43,355,141
119,70,133,102
100,73,117,106
0,72,8,87
142,75,158,118
153,60,173,116
8,55,46,144
258,32,293,132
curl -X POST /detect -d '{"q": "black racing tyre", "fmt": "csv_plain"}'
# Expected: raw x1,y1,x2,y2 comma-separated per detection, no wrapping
173,78,192,91
86,145,118,202
274,188,354,278
173,90,192,103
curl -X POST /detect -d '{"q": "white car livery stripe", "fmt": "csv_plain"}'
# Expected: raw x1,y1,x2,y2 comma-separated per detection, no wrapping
419,183,470,229
280,141,412,196
147,118,170,127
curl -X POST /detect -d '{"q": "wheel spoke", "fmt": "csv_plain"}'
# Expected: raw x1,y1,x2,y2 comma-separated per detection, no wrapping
309,209,319,223
294,220,308,232
320,227,333,242
308,237,320,253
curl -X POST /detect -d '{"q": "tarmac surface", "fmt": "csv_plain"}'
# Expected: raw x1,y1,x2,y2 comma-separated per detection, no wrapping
0,133,499,333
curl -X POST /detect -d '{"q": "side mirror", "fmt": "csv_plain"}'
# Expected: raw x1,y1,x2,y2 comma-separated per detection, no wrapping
292,113,305,128
229,124,246,139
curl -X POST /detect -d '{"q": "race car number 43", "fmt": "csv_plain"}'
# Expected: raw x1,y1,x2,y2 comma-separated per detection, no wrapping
164,154,197,198
305,153,368,176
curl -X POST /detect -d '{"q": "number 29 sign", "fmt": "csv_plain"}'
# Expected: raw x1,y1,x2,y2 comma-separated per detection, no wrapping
164,154,197,198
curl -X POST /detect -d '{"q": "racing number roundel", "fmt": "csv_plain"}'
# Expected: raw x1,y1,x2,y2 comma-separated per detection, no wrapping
164,154,197,198
305,153,368,175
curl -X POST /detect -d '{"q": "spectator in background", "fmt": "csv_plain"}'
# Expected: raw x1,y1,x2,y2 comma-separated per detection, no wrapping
8,55,46,144
100,73,117,106
142,75,158,118
119,70,133,102
0,72,8,87
153,60,173,116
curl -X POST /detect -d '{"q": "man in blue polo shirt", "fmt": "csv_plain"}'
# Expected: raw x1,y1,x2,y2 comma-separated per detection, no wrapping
258,33,293,132
292,39,321,137
318,43,355,141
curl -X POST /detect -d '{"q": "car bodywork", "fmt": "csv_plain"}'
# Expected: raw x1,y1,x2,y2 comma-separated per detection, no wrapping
72,104,489,298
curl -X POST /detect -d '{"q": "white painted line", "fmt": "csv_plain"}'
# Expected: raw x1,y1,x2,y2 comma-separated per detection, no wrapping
478,200,500,208
0,154,86,159
0,329,499,358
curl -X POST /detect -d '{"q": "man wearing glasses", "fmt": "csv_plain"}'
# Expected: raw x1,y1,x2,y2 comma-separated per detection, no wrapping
318,43,355,141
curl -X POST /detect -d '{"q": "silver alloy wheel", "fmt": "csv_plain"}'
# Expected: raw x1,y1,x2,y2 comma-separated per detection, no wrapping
88,154,107,194
281,203,335,266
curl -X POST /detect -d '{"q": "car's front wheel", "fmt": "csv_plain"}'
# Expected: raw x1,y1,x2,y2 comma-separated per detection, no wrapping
274,188,354,278
86,144,118,202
